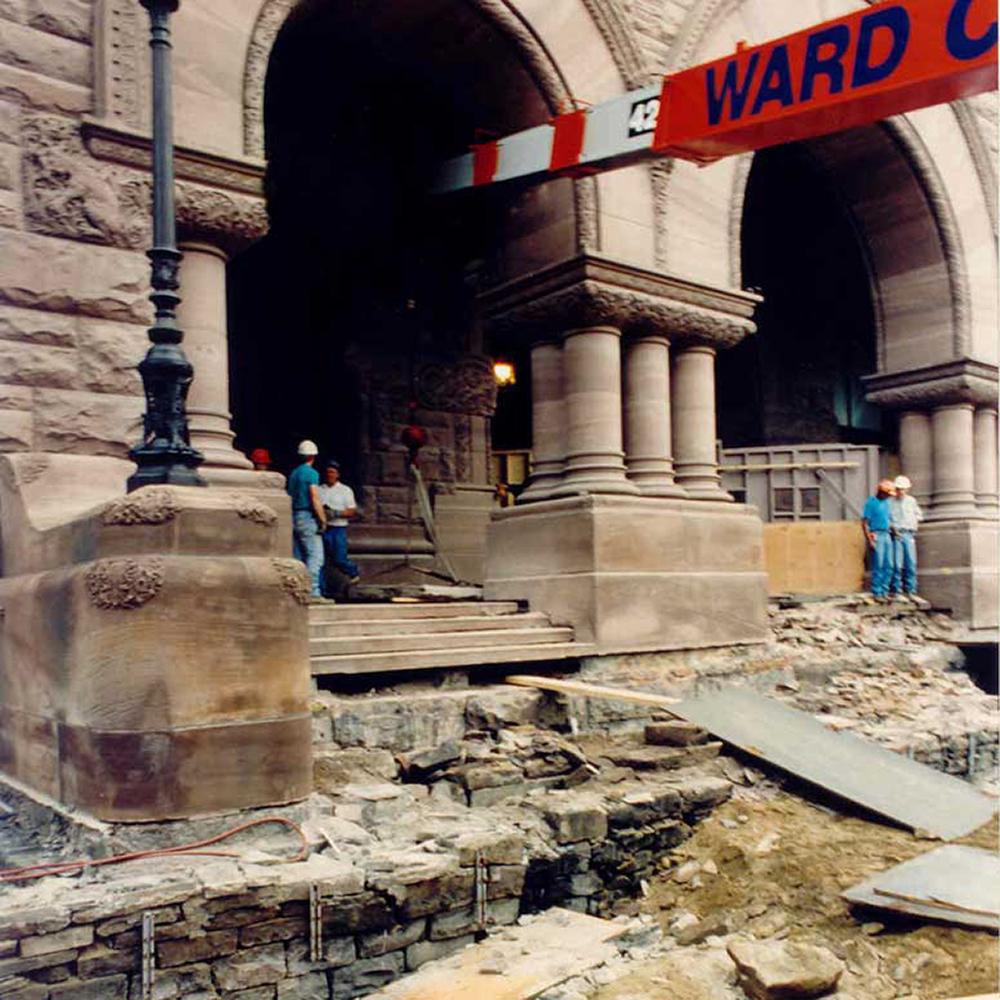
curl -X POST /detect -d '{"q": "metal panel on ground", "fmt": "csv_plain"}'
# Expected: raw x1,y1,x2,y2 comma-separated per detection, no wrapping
842,845,1000,930
672,688,998,841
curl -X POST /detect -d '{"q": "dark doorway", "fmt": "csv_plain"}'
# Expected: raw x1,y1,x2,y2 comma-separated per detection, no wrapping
227,0,574,489
719,142,882,450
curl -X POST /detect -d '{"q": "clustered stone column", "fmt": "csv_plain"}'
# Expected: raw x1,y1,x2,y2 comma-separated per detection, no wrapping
930,403,977,518
670,345,730,500
623,335,684,496
519,338,565,501
897,410,934,508
561,326,638,495
973,405,999,513
481,256,758,505
177,241,252,470
866,363,999,523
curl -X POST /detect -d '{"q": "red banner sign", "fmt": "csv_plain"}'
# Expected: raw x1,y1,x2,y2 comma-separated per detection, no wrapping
653,0,997,162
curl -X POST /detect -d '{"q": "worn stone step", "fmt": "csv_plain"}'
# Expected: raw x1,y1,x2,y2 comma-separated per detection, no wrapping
310,612,553,639
311,627,576,657
311,641,589,676
308,601,520,623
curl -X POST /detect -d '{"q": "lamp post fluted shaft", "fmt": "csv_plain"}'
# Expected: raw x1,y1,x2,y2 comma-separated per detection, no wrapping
127,0,205,492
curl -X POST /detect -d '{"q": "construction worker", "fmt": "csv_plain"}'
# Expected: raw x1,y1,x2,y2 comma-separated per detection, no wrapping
318,460,360,593
287,439,326,599
862,479,896,602
889,474,923,601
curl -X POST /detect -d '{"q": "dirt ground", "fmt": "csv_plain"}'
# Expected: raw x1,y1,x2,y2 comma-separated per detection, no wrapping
592,783,999,1000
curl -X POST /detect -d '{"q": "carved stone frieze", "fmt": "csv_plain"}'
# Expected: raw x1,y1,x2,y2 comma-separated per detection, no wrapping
102,488,180,526
236,498,279,526
271,557,311,605
22,113,149,249
85,557,165,610
864,360,999,409
579,0,649,88
480,254,758,349
416,357,498,418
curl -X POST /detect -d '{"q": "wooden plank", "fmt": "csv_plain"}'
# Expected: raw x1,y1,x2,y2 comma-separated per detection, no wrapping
505,674,681,710
368,908,627,1000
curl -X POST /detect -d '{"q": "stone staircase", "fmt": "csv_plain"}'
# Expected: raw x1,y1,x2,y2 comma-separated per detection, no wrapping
310,600,588,676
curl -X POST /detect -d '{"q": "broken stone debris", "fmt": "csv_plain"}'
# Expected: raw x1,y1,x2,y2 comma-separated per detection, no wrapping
727,938,845,999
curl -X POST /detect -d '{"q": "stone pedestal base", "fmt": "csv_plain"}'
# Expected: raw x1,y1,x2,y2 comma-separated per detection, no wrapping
434,485,495,584
0,455,312,821
484,495,768,653
918,518,998,629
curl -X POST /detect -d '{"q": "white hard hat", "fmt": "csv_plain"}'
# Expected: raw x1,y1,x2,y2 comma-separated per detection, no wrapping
297,439,318,457
894,475,911,490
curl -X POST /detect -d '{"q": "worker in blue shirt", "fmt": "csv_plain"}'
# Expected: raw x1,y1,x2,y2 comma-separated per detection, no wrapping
287,439,327,599
861,479,896,601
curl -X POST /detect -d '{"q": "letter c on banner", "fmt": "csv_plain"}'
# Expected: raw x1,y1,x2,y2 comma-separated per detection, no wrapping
946,0,998,60
852,6,911,88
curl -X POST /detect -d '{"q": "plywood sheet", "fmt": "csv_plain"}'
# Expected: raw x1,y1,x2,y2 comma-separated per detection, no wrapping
672,688,997,841
368,908,626,1000
763,521,865,596
843,845,1000,930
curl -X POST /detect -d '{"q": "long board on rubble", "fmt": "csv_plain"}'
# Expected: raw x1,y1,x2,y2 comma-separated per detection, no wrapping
505,676,997,841
366,908,626,1000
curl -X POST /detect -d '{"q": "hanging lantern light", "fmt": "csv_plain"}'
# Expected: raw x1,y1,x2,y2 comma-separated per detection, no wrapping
492,358,516,387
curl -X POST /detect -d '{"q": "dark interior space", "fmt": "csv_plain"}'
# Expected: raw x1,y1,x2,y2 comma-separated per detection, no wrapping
718,141,883,450
227,0,561,478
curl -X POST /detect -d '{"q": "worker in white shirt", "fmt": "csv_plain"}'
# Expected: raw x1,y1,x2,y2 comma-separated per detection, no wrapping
889,474,923,600
317,460,360,590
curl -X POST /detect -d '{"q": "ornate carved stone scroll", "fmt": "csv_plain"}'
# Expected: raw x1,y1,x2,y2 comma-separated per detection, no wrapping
236,498,279,526
271,557,311,605
85,557,165,609
102,487,180,526
864,360,999,410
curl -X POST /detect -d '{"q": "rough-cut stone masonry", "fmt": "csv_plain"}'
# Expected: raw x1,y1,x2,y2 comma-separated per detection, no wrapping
0,716,731,999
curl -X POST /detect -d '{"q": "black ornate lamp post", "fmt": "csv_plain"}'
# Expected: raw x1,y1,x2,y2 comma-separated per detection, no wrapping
127,0,205,492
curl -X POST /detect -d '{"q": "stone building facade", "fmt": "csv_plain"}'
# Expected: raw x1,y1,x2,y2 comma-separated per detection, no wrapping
0,0,995,817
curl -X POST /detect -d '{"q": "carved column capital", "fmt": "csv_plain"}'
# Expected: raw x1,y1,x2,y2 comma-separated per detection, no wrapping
478,254,759,349
864,360,999,410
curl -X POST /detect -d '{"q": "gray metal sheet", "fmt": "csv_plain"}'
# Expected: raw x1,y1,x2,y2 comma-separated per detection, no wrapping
673,688,998,841
842,844,1000,930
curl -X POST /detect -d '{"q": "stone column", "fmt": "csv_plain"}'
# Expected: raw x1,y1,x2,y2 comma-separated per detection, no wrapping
930,403,976,518
520,338,566,501
559,326,639,495
671,345,729,500
623,335,685,496
898,410,934,509
973,406,999,512
177,241,251,469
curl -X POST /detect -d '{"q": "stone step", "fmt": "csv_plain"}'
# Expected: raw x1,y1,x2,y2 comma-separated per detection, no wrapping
311,641,589,676
310,612,553,639
308,601,520,623
311,626,576,658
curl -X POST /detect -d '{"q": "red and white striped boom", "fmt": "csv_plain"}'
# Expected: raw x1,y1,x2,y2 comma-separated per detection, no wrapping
434,0,997,193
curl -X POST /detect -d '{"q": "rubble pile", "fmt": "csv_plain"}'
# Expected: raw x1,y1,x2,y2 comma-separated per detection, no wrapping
579,596,998,786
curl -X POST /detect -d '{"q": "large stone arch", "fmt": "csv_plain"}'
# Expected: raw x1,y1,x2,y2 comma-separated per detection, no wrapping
657,0,998,371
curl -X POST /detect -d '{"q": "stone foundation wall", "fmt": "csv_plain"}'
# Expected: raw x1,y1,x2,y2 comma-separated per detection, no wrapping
0,765,730,1000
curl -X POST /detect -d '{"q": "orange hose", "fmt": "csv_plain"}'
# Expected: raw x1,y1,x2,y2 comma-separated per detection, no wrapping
0,816,309,883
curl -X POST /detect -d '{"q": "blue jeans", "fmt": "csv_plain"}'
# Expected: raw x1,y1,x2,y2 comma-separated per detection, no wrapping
323,525,358,580
892,531,918,595
292,511,323,597
870,530,893,597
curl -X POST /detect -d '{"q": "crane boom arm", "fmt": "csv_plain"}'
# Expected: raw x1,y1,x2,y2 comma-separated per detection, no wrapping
434,0,996,194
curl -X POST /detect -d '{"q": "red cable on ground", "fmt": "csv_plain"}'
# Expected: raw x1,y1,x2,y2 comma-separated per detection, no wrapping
0,816,309,883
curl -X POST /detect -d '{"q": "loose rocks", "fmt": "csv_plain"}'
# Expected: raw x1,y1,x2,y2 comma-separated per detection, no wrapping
727,939,845,999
